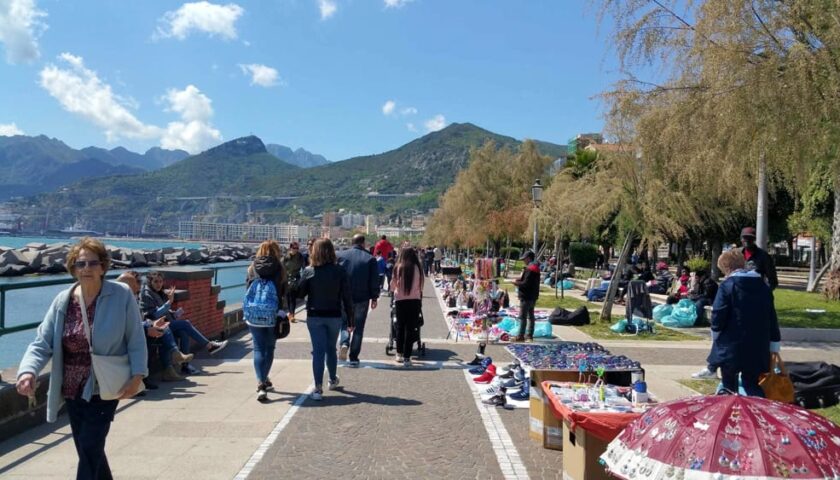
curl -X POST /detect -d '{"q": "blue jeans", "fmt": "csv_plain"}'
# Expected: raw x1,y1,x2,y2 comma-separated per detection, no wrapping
148,328,179,368
248,325,276,384
307,316,341,388
169,319,209,355
518,299,536,337
340,301,370,362
66,393,119,480
721,368,764,397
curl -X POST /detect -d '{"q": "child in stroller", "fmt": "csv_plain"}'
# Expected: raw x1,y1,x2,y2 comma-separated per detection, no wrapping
385,295,427,358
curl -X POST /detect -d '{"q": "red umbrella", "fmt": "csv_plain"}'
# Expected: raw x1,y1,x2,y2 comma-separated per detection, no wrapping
600,395,840,480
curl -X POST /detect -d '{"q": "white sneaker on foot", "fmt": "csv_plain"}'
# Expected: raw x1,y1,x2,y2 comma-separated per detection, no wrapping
339,345,349,361
310,389,323,401
328,377,340,391
691,367,718,379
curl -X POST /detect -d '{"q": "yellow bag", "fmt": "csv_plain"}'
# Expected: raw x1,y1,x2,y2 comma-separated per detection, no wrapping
759,353,795,403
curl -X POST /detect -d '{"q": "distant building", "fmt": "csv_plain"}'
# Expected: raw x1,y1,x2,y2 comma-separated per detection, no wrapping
376,225,425,238
340,213,366,229
567,133,605,155
178,221,310,244
323,212,340,227
365,215,377,235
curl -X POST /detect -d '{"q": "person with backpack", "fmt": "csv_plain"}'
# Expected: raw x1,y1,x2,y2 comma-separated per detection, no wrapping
245,240,288,402
297,238,354,401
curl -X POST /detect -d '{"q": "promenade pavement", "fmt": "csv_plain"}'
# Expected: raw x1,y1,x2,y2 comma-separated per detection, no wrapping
1,277,838,479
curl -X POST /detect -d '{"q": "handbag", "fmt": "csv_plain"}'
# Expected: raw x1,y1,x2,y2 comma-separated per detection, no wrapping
274,314,290,340
77,287,144,401
759,352,795,403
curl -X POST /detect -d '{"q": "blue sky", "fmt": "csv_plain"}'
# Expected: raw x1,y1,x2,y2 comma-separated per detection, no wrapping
0,0,619,160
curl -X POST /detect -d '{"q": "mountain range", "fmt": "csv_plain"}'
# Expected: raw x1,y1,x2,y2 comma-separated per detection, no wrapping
9,123,567,234
0,135,330,200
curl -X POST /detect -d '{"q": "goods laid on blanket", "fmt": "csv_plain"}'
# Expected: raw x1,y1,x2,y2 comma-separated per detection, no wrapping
468,356,532,409
445,307,554,342
506,343,641,371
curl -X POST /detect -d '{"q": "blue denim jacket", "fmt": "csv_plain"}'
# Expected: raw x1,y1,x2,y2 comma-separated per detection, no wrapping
18,280,148,422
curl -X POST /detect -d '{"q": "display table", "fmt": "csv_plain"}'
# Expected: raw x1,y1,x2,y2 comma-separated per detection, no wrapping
541,382,655,480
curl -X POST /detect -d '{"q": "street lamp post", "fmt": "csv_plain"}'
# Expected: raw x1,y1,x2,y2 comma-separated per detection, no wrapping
531,179,543,255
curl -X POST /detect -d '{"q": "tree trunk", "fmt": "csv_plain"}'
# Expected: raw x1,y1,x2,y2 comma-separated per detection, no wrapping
600,232,634,322
807,263,831,293
832,184,840,271
756,152,769,249
710,240,723,281
553,236,562,299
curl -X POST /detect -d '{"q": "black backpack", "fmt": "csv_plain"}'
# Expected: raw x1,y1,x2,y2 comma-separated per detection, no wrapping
787,361,840,409
548,306,590,326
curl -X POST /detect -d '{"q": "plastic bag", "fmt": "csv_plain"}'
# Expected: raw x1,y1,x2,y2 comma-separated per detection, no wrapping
610,318,628,333
533,321,553,338
661,299,697,327
496,317,519,334
652,304,672,323
561,279,575,290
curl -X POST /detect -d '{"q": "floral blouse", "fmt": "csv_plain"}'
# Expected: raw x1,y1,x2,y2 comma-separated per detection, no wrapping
62,295,97,399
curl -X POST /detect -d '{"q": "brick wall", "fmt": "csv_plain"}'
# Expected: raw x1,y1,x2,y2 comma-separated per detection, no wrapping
157,267,226,341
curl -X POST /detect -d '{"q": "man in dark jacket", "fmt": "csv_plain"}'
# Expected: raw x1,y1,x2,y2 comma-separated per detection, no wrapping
336,234,380,366
738,226,779,290
513,250,541,342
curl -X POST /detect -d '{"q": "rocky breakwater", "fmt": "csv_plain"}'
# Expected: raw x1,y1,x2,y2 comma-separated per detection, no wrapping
0,242,255,277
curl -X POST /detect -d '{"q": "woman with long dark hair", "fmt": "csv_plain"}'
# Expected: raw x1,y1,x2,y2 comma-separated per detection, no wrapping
390,247,424,367
297,238,354,400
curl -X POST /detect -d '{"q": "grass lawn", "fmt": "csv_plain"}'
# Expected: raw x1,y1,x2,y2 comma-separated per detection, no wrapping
678,379,840,426
774,289,840,329
577,320,700,341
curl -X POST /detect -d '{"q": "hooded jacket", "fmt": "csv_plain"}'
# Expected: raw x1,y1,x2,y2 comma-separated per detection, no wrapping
297,263,354,325
707,270,781,375
246,255,288,311
516,262,541,301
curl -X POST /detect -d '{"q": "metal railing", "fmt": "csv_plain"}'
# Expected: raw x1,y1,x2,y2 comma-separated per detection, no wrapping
0,262,250,339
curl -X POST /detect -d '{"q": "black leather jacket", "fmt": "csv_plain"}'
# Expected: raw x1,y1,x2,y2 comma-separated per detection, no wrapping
297,263,354,325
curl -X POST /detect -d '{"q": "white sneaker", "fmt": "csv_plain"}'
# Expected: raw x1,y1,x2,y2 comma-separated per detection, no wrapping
339,345,349,361
310,389,323,401
328,377,340,391
403,360,412,368
692,367,718,379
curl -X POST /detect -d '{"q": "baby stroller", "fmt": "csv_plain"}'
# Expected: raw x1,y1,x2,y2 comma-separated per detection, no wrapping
385,296,427,357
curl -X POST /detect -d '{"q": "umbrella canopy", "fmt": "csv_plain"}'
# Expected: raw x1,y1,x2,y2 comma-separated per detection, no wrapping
600,395,840,480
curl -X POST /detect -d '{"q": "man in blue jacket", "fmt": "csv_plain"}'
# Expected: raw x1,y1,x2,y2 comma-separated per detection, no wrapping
337,234,380,366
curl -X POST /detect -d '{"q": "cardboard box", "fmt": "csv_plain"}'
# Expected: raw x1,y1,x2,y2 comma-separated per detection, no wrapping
529,369,579,442
562,419,611,480
542,394,564,450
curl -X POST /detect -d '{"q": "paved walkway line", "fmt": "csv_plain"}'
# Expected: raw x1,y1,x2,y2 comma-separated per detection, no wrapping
234,384,313,480
462,369,530,480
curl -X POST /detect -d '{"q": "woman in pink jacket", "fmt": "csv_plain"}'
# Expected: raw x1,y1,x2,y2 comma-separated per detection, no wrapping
390,247,423,367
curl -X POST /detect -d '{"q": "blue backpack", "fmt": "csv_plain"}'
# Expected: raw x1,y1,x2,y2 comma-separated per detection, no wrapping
243,278,279,326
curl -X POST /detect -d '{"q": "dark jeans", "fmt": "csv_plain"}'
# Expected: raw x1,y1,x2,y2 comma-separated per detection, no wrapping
433,260,441,273
306,316,341,388
395,299,422,358
169,319,209,355
286,289,298,315
518,299,536,337
146,327,179,368
340,301,370,362
720,367,764,397
249,325,276,384
66,394,119,480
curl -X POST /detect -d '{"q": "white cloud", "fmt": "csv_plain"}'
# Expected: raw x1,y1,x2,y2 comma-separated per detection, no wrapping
318,0,336,20
156,1,244,40
406,122,417,132
424,114,446,132
39,53,161,142
239,63,279,87
0,122,24,136
382,100,395,116
384,0,413,8
400,106,417,116
0,0,47,64
160,85,221,153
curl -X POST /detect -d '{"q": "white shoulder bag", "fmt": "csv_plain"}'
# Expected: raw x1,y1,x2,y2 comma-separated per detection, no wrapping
76,287,143,400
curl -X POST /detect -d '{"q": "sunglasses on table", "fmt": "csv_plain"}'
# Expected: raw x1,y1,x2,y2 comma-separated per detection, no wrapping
74,260,102,269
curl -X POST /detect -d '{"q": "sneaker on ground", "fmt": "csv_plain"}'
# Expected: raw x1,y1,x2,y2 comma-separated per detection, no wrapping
180,364,200,375
310,389,323,401
502,377,523,389
514,335,525,342
692,367,718,379
509,382,530,401
466,355,483,366
482,394,506,407
396,355,404,363
264,380,274,391
525,335,534,342
403,360,412,368
348,360,360,368
257,385,268,402
339,345,349,361
207,340,228,355
328,377,340,390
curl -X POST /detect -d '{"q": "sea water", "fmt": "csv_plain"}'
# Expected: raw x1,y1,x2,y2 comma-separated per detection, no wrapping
0,236,251,371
